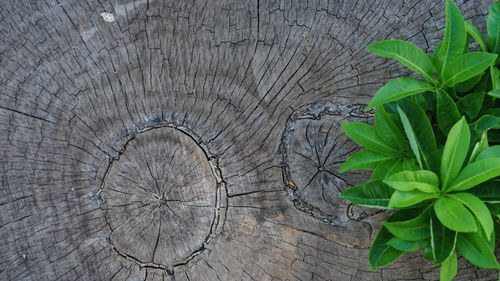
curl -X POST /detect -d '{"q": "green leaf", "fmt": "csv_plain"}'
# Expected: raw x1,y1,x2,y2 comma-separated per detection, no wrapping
369,226,404,271
340,181,394,208
401,158,420,171
397,103,439,172
383,170,439,193
383,208,431,241
488,65,500,98
440,251,457,281
469,131,489,164
455,73,484,93
434,196,477,232
339,150,396,173
435,0,467,74
465,20,487,52
489,89,500,98
440,117,470,189
447,193,494,241
489,129,500,143
375,106,406,150
369,208,419,270
488,1,500,58
371,158,403,181
469,179,500,203
386,237,428,252
399,106,422,168
482,95,498,113
423,247,434,260
476,145,500,161
447,158,500,192
366,78,434,109
473,66,493,93
436,90,461,135
487,203,500,218
431,212,457,264
366,40,436,84
412,92,434,111
470,115,500,141
388,190,439,208
463,31,471,55
457,231,500,269
491,66,500,90
341,122,397,154
442,52,497,87
482,108,500,117
456,92,485,119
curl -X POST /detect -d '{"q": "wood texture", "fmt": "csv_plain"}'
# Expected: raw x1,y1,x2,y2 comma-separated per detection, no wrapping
0,0,497,280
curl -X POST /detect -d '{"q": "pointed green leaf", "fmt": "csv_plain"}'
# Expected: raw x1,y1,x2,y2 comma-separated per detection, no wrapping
447,158,500,192
388,190,439,208
434,196,477,232
339,150,396,173
469,131,489,164
469,179,500,203
397,103,439,172
401,158,420,171
456,92,485,119
463,31,471,54
383,170,439,193
367,40,436,83
470,115,500,141
465,20,487,52
491,66,500,90
386,237,428,252
488,89,500,98
476,145,500,161
383,208,431,241
473,65,493,93
369,226,404,271
341,122,396,154
447,193,494,241
369,208,420,270
431,212,457,264
435,0,467,74
371,158,403,181
366,78,434,109
488,1,500,57
457,231,500,269
441,117,470,189
375,106,406,150
455,73,484,93
437,90,461,135
340,181,394,208
442,52,497,87
440,251,457,281
399,106,422,168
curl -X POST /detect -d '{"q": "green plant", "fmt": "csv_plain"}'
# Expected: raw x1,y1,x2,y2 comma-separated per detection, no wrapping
339,0,500,280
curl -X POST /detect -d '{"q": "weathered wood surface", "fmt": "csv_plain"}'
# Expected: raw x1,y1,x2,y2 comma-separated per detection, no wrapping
0,0,497,280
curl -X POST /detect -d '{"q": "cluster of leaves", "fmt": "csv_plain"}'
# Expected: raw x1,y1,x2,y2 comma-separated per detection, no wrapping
339,1,500,280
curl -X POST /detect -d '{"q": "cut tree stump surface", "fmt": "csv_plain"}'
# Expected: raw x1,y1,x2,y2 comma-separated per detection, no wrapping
0,0,498,280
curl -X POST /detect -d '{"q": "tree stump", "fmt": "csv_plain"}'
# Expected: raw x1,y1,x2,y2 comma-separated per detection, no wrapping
0,0,497,280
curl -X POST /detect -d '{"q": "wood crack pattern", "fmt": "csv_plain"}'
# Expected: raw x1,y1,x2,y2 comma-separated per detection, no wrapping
0,0,498,280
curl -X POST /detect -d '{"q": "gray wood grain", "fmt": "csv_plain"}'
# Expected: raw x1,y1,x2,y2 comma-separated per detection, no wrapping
0,0,497,280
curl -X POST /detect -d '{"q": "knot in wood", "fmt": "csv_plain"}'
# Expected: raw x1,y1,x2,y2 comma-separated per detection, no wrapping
100,127,217,266
282,103,371,221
